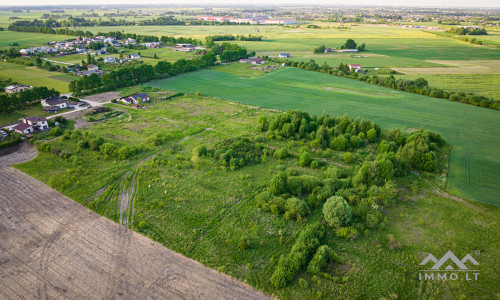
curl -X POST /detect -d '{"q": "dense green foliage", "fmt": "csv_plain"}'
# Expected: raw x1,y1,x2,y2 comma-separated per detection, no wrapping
0,86,59,113
69,52,217,95
270,222,325,288
446,27,487,35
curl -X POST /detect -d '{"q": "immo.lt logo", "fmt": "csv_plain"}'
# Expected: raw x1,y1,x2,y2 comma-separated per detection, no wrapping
419,250,479,281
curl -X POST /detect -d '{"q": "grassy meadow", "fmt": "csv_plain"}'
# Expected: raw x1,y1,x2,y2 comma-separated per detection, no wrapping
14,94,500,299
0,61,71,93
146,67,500,206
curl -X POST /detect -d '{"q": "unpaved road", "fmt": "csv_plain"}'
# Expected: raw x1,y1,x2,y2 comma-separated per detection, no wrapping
0,143,271,299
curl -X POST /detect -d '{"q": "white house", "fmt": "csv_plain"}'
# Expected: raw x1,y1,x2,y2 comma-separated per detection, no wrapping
348,64,361,71
104,56,116,63
87,64,99,72
129,54,141,60
42,97,68,109
13,116,49,134
251,58,265,65
278,53,290,58
126,38,136,45
120,93,150,105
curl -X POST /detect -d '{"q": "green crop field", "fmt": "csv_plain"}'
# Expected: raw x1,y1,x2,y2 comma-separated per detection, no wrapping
0,61,71,93
0,31,70,49
146,67,500,206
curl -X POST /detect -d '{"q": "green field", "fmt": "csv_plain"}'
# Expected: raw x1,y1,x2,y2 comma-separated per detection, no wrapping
0,31,70,49
146,67,500,206
0,61,71,93
14,94,500,299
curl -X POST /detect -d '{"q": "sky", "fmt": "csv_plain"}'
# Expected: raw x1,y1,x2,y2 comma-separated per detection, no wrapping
0,0,498,8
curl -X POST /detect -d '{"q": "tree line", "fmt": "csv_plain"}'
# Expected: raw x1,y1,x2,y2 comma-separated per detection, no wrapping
7,23,201,46
446,27,487,35
272,58,500,110
69,51,221,95
69,42,250,95
0,86,59,113
205,34,263,47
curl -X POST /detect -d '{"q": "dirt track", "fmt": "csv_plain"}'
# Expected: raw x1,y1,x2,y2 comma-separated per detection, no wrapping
0,143,271,299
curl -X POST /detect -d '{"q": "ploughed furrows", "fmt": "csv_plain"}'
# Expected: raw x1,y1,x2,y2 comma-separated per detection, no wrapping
0,143,270,300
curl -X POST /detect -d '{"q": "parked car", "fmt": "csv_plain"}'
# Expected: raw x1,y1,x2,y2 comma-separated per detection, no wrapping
87,105,93,109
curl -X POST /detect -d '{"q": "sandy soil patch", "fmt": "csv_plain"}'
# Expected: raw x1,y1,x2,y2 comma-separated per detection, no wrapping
84,91,121,103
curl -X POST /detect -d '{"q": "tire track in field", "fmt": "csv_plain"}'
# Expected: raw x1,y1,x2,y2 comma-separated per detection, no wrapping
411,170,498,222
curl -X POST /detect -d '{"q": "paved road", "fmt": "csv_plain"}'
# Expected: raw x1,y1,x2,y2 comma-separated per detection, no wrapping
0,143,271,300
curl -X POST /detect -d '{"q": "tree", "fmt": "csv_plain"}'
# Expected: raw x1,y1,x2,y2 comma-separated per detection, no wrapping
323,196,352,228
341,39,357,50
313,45,326,54
269,172,287,195
367,128,377,142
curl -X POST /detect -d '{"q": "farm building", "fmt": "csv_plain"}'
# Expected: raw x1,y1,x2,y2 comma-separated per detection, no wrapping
127,54,141,59
336,49,359,53
279,53,290,58
5,85,32,94
239,58,250,63
325,47,333,53
251,58,265,65
42,97,68,109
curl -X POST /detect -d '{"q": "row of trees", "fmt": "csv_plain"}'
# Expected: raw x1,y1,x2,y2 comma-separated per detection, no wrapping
7,23,201,46
313,39,366,54
446,27,487,35
8,16,185,29
0,86,59,113
69,52,218,95
258,110,381,150
272,58,500,110
205,34,263,47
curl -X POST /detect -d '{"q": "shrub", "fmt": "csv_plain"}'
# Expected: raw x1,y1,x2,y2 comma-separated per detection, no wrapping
269,172,287,195
49,127,63,136
335,226,359,240
270,223,324,288
323,196,352,228
285,197,310,217
193,144,207,157
307,245,335,275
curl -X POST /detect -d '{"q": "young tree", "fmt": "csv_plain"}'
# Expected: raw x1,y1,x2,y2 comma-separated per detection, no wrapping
323,196,352,228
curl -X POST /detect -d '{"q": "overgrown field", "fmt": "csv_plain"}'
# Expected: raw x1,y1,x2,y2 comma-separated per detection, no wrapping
146,67,500,205
14,94,500,299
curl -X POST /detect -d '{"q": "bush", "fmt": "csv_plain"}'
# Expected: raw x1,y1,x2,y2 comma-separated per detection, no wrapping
270,223,324,288
285,197,310,217
49,127,63,137
269,172,287,195
307,245,335,275
323,196,352,228
193,144,208,157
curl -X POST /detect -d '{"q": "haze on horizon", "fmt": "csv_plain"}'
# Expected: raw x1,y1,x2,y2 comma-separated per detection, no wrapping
0,0,499,8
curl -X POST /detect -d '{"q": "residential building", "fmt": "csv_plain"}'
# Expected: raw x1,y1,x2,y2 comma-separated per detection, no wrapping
279,53,290,58
88,64,99,72
42,97,68,109
120,93,151,105
128,54,141,59
5,85,32,94
13,117,49,134
348,64,362,71
103,56,116,63
251,58,265,65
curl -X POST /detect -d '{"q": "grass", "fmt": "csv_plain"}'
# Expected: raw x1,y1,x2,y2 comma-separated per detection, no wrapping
0,61,70,93
0,31,70,49
146,67,500,206
0,104,55,126
14,94,500,299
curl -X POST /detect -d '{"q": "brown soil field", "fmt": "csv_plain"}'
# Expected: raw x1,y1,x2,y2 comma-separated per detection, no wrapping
0,143,271,300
